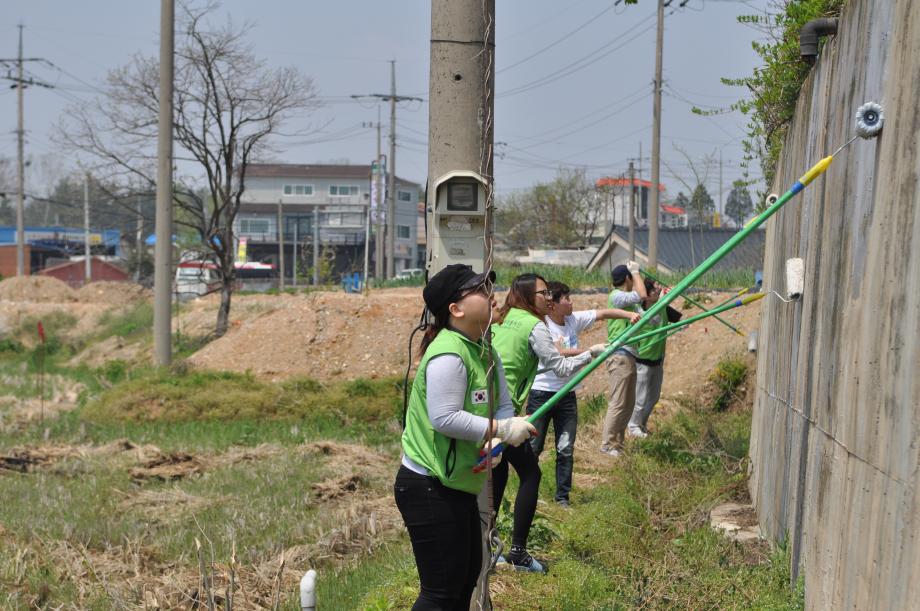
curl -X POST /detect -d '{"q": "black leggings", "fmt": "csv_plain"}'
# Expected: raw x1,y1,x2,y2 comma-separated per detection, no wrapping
491,441,542,548
394,466,481,611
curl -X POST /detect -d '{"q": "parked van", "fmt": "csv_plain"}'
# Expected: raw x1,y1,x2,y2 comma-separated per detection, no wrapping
175,260,278,298
175,261,220,297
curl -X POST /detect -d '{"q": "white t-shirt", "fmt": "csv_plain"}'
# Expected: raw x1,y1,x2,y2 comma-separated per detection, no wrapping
531,310,597,392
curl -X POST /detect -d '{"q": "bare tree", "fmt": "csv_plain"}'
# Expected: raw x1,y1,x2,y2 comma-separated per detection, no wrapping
58,2,320,336
663,144,717,267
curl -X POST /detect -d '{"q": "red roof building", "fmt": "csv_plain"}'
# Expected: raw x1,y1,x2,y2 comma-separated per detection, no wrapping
37,257,129,288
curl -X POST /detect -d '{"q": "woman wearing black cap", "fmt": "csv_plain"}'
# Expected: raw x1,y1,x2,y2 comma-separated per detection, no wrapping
396,264,536,610
489,273,599,573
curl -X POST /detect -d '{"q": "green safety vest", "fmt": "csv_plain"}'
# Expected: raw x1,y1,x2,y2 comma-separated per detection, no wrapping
402,329,493,495
606,289,640,347
637,309,667,361
491,307,541,411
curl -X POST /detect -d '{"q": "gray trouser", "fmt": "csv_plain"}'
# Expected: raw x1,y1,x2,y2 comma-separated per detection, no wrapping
628,362,664,431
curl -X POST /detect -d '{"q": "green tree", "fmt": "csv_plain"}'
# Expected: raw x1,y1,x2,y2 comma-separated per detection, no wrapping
496,168,601,251
725,182,753,227
674,191,690,218
689,184,715,228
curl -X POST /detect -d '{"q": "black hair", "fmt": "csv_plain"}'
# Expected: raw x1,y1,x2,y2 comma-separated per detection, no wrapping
546,280,571,303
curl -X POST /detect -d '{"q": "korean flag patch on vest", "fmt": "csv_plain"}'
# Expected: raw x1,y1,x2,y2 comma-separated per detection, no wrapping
471,389,489,404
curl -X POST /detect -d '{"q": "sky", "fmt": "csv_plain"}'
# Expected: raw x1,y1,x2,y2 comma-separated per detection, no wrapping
0,0,770,213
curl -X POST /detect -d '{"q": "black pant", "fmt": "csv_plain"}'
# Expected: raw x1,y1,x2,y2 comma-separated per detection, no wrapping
527,389,578,502
394,466,481,611
490,441,541,548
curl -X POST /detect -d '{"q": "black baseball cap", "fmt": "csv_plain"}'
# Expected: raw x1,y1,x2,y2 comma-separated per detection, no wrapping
611,264,630,285
423,264,496,316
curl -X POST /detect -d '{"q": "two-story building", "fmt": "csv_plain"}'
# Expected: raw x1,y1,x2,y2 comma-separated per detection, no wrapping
237,164,421,280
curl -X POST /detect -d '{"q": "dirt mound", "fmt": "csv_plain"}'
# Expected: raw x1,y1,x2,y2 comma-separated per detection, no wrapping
187,289,424,380
76,281,151,304
129,451,204,481
269,496,402,573
0,445,84,473
311,474,363,501
301,441,389,475
0,276,76,303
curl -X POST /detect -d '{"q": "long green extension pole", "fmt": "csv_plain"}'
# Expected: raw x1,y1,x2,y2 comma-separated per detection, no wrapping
475,155,834,469
629,292,764,350
642,268,744,336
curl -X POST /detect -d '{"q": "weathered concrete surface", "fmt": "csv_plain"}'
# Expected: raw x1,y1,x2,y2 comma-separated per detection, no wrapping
749,0,920,609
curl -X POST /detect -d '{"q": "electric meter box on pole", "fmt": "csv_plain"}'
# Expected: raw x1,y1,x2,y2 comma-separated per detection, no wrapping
426,170,489,275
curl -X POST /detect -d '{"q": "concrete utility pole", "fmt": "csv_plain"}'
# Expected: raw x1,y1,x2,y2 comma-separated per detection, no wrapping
628,161,636,260
429,2,496,607
83,175,91,283
312,210,320,286
648,0,664,270
387,61,398,279
718,148,723,225
135,196,143,283
153,0,174,366
16,27,25,277
292,219,298,286
0,26,51,277
277,200,284,289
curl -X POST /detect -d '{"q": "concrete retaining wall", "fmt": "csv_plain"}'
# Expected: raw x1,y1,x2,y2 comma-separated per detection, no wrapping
749,0,920,608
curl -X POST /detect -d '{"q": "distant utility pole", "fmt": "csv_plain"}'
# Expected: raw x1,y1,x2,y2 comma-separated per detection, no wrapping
648,0,665,270
292,218,298,286
312,209,320,286
277,200,285,289
83,175,91,283
718,148,723,224
0,25,51,276
351,63,422,279
628,161,636,260
387,61,397,279
153,0,174,366
135,196,144,282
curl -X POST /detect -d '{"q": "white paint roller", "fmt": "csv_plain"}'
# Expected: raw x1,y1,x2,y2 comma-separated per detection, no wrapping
785,258,805,301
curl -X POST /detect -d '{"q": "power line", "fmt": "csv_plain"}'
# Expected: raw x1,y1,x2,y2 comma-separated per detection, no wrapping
510,90,653,151
497,10,660,98
498,2,619,74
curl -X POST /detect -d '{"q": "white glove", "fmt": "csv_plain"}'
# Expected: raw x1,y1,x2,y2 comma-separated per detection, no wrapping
480,438,503,468
496,417,537,447
626,260,640,274
589,343,607,358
